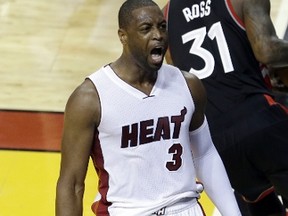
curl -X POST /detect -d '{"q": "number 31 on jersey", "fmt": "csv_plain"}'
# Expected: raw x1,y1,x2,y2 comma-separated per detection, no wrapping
182,21,234,79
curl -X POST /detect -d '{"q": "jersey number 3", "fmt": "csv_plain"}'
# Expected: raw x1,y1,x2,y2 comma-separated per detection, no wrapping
182,21,234,79
166,143,183,171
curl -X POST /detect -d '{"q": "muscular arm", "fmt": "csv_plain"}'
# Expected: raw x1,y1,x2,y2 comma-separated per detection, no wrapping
183,71,206,130
56,79,100,216
242,0,288,69
183,71,241,215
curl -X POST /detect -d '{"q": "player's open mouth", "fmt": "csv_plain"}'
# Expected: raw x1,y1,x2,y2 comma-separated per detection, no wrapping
150,47,163,64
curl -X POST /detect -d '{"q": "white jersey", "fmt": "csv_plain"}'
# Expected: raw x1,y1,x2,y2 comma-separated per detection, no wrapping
88,64,199,216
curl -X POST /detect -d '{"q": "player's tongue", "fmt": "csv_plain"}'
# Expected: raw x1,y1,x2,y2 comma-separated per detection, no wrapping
150,48,163,64
151,53,162,63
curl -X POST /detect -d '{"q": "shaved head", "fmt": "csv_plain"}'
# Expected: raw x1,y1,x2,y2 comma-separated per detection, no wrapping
118,0,158,29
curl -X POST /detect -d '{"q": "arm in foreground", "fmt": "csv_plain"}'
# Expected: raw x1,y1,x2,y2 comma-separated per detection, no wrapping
184,71,241,215
56,79,99,216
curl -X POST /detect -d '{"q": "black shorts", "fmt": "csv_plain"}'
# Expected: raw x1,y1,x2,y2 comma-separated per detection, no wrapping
209,94,288,202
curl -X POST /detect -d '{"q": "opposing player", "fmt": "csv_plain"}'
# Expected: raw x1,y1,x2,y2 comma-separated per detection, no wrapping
164,0,288,215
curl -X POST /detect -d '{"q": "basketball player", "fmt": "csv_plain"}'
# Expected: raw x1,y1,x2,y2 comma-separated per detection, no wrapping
55,0,241,215
164,0,288,215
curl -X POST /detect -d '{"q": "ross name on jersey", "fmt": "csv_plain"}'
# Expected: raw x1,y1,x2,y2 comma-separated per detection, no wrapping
182,0,211,22
121,107,187,148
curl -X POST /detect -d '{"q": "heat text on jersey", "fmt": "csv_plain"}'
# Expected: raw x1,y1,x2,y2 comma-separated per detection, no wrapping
121,107,187,148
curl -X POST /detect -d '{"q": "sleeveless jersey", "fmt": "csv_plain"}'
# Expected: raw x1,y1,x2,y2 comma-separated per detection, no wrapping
88,64,199,216
166,0,272,123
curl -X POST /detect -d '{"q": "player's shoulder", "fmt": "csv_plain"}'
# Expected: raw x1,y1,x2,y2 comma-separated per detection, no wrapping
67,79,98,108
181,70,202,87
64,78,100,125
65,67,103,115
180,70,207,105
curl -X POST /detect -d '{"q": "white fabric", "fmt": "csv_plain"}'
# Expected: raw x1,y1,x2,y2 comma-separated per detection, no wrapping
88,64,201,216
190,119,241,216
154,199,204,216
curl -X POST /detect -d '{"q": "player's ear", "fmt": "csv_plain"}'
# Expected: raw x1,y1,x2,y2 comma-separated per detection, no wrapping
118,29,127,45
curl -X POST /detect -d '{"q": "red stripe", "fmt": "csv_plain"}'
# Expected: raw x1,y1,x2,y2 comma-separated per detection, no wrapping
226,0,245,28
264,94,288,114
91,132,111,215
242,186,274,203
